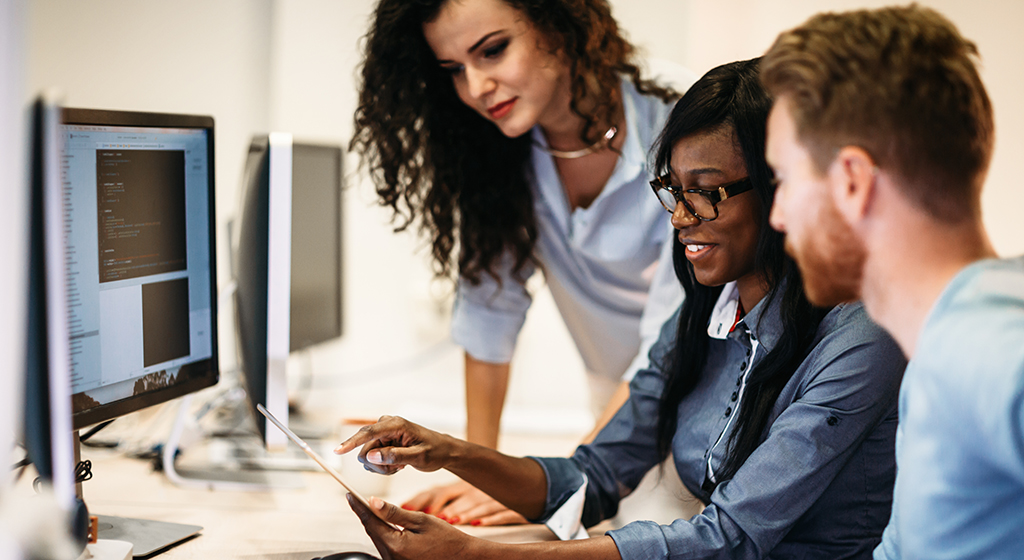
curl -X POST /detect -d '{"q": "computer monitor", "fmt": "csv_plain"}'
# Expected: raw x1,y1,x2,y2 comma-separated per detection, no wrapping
61,108,219,430
234,133,343,451
24,93,80,524
52,106,218,555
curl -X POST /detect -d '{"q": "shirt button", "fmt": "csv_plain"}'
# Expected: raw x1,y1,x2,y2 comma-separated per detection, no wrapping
731,392,738,401
740,362,747,370
827,416,839,426
736,376,742,386
724,407,732,417
745,349,751,357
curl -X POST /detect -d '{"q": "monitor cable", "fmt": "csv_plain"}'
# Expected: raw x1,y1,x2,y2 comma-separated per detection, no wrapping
79,419,118,448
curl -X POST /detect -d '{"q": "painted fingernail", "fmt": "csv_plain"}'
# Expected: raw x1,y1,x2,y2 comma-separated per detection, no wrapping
401,505,413,511
450,517,461,524
437,514,447,521
423,507,432,514
471,520,481,526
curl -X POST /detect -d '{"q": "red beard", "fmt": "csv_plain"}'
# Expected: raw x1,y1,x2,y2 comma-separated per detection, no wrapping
786,194,866,307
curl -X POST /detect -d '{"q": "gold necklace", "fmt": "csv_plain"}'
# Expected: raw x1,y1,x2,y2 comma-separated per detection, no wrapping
536,126,617,159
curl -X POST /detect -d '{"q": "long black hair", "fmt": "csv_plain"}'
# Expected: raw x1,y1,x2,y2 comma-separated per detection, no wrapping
350,0,677,285
652,58,829,485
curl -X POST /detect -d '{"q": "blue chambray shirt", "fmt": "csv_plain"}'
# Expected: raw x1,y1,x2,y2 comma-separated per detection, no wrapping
875,256,1024,559
530,287,907,559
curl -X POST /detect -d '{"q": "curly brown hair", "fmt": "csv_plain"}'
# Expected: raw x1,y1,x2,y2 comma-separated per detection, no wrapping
350,0,677,284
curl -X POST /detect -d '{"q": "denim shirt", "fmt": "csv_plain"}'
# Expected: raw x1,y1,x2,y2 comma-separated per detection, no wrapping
531,287,907,560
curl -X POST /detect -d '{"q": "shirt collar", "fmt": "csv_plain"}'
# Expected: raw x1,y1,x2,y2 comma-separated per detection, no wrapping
707,280,785,352
708,282,741,340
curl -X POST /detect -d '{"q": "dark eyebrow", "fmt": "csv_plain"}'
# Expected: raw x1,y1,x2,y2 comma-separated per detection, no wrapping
469,30,503,54
685,167,726,177
435,31,505,65
668,167,725,185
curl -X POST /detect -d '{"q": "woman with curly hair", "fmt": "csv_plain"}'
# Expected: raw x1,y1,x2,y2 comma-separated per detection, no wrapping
351,0,692,524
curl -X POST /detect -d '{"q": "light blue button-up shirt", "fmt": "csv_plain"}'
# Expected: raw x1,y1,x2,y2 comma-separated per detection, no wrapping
450,74,693,382
531,287,907,559
875,256,1024,560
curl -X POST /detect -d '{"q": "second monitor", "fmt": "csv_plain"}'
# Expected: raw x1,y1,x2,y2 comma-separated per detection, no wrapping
235,133,343,451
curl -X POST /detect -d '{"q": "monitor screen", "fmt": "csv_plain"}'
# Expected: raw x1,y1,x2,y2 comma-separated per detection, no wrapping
289,142,343,351
61,108,218,430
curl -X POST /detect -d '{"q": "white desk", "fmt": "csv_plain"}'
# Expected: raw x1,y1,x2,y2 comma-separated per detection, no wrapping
76,434,605,559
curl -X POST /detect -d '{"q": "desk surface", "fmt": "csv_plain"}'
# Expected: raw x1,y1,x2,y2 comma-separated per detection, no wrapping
77,434,598,559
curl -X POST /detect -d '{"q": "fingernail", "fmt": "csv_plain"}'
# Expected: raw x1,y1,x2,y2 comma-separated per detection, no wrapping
423,507,432,514
437,514,447,521
471,520,481,526
367,450,383,464
450,517,461,524
401,505,413,511
370,497,384,509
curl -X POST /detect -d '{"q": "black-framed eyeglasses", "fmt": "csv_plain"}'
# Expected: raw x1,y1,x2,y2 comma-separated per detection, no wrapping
649,174,754,221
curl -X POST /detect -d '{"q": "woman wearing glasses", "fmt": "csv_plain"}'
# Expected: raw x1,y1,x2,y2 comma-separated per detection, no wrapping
352,0,692,524
338,58,907,559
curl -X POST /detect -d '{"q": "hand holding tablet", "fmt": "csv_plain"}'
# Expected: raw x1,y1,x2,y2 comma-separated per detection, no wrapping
255,404,399,529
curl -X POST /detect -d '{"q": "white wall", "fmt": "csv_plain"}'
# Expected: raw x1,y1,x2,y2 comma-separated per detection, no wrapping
1,0,27,490
264,0,592,434
28,0,274,377
658,0,1024,257
21,0,1024,444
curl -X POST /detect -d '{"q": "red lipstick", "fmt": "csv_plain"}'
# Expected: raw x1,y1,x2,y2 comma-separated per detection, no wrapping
488,97,517,119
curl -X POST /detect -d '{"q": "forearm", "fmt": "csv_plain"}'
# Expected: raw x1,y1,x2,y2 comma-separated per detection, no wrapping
443,436,549,520
471,535,621,560
464,353,510,449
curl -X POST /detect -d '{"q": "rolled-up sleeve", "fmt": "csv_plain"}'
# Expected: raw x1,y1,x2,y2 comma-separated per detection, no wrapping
450,254,536,364
526,456,588,523
607,309,905,559
530,310,681,528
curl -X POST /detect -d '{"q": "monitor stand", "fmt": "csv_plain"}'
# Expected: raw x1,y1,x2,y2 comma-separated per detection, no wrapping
74,434,201,559
94,517,199,558
162,394,303,491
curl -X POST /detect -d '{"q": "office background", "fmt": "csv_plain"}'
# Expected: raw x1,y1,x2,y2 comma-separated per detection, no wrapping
2,0,1023,472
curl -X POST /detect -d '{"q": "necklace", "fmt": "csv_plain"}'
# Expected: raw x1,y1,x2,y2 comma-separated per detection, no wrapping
536,126,617,159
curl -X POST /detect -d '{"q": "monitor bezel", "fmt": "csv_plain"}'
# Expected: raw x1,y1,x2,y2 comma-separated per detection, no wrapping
62,107,219,430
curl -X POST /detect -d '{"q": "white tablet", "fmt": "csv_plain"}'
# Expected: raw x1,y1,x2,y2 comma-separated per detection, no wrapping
256,404,399,528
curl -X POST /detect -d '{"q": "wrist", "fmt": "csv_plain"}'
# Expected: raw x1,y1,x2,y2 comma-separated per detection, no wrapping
464,533,503,559
443,432,471,468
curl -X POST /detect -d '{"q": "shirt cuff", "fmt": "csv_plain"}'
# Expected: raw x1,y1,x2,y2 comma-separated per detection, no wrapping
450,292,528,363
525,457,587,523
608,521,671,560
